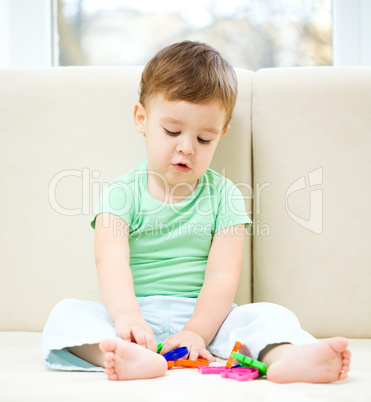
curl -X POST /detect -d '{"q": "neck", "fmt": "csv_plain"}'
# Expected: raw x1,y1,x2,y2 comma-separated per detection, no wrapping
147,173,197,204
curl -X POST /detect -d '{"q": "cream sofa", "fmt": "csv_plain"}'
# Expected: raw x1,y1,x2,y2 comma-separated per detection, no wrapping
0,66,370,401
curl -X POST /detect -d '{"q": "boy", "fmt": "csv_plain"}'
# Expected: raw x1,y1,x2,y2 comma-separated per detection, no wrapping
42,41,350,383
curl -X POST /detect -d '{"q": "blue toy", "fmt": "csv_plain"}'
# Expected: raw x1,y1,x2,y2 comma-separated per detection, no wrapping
162,346,189,361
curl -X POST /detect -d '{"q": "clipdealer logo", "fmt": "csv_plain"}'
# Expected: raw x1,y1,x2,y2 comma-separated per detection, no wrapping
47,167,323,235
285,167,323,234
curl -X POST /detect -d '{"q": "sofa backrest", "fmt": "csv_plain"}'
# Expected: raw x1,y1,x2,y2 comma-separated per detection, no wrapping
252,67,371,338
0,67,253,331
1,66,370,339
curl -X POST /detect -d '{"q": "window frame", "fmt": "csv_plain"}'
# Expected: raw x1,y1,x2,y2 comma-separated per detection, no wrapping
1,0,370,68
0,0,55,68
332,0,371,66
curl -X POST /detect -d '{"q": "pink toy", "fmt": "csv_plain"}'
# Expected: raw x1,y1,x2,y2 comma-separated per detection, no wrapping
197,366,228,374
221,367,259,381
198,365,259,382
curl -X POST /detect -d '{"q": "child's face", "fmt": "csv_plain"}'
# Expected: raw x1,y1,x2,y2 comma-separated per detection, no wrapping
134,94,229,196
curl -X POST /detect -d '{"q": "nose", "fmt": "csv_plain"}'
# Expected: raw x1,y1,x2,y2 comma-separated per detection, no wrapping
176,136,194,155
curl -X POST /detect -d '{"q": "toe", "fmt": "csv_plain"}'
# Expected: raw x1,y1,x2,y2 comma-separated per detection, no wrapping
342,364,350,372
103,352,115,367
106,351,115,361
104,358,115,369
339,372,348,380
99,339,117,353
329,337,348,353
108,372,118,381
343,350,351,359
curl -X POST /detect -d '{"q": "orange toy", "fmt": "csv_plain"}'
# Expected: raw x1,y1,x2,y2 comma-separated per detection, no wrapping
225,341,241,369
175,359,209,368
170,359,209,368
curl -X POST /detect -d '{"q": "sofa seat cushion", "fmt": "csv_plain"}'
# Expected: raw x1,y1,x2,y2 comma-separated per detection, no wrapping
1,332,370,401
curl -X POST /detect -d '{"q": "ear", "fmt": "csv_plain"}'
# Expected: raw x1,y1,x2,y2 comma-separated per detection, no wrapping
220,124,230,139
133,102,147,133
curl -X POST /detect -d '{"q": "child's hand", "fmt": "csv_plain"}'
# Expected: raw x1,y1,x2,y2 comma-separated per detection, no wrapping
115,312,157,353
161,330,216,362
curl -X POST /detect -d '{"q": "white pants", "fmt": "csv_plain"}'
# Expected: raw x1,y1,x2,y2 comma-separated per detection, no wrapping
42,296,317,371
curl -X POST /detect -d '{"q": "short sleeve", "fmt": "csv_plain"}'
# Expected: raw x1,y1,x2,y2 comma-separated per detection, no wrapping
90,180,134,229
214,180,252,233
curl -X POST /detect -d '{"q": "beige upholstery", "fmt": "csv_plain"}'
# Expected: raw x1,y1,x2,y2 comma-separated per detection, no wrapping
252,68,371,338
0,67,253,332
0,66,370,400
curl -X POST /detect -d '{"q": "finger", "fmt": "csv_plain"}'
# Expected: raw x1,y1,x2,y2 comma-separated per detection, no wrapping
144,332,157,353
116,327,131,342
161,338,180,355
131,327,146,346
188,346,201,361
199,349,216,363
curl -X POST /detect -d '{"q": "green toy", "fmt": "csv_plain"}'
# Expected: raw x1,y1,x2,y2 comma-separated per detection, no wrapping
232,352,267,376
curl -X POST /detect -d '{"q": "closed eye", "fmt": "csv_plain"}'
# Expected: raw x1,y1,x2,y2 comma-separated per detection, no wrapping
164,128,181,136
164,128,210,144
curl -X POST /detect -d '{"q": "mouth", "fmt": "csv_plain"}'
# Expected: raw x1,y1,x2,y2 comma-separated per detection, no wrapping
172,162,191,173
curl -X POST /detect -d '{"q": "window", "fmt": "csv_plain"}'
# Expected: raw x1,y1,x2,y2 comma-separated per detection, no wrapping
56,0,332,70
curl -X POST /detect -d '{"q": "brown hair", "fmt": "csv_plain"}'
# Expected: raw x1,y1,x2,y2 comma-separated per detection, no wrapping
139,41,238,127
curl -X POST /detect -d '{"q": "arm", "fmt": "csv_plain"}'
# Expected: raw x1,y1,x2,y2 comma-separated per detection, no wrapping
94,213,156,351
184,224,245,344
161,224,246,360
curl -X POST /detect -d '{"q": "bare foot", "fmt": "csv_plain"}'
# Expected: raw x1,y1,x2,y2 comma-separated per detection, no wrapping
99,338,168,381
265,337,351,383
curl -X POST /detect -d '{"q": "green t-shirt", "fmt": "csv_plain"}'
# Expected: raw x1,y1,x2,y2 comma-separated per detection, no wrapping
91,159,252,298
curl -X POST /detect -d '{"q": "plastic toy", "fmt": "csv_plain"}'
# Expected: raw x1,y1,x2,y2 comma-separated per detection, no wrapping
163,346,189,361
221,367,259,381
163,347,211,370
197,366,228,374
225,341,241,368
157,343,164,354
174,358,209,368
196,342,265,381
198,364,259,381
232,352,267,376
